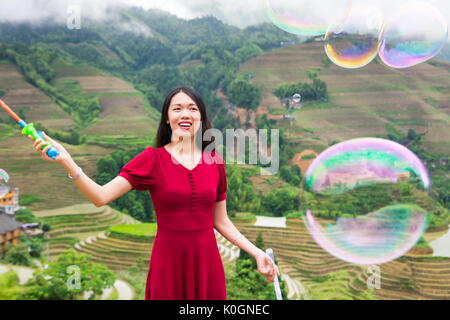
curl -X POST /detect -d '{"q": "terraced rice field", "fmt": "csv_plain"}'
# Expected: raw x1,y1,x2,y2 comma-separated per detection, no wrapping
233,218,450,300
0,63,75,130
34,203,141,262
0,131,115,211
240,42,450,156
50,59,160,140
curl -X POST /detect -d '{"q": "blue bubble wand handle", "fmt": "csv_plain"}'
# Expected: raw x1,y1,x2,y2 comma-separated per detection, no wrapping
266,248,283,300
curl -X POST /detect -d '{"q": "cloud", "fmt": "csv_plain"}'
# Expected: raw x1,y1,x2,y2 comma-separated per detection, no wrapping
0,0,449,36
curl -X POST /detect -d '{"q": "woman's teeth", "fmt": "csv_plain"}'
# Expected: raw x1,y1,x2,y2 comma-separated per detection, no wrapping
179,123,192,130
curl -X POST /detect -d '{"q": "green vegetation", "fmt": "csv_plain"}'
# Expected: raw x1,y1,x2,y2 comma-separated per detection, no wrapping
225,73,261,110
226,164,262,217
0,44,101,127
14,208,39,224
231,212,257,223
0,243,36,268
274,71,328,102
108,223,157,241
306,270,377,300
0,270,26,300
262,186,299,217
19,249,115,300
227,232,288,299
235,43,264,63
413,237,430,249
115,259,148,300
18,194,44,206
95,147,156,222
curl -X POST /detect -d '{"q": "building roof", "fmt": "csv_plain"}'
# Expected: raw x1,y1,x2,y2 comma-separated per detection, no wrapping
0,213,22,234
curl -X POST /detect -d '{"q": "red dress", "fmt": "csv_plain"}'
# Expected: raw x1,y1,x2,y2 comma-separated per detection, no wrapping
118,146,228,300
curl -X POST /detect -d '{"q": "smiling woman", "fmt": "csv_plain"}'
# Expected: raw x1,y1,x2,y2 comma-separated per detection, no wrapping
28,85,280,300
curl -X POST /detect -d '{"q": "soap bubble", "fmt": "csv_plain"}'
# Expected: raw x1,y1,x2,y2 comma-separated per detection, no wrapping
300,137,431,265
264,0,353,37
325,4,384,68
378,1,448,69
292,93,302,104
0,169,9,183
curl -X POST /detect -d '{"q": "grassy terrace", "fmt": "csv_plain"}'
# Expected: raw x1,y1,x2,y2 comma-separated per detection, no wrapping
34,203,140,261
232,218,450,300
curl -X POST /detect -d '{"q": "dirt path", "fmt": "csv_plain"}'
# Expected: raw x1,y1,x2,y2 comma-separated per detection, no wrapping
0,264,35,285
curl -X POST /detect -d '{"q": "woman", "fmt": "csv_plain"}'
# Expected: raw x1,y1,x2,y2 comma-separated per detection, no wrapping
29,86,280,300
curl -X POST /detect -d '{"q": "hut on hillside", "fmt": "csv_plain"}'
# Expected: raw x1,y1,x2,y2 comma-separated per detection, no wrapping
0,213,22,254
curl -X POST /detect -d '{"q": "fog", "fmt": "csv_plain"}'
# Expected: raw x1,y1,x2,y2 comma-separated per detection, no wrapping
0,0,448,40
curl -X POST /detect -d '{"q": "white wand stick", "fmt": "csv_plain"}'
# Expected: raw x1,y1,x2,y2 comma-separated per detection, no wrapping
266,248,282,300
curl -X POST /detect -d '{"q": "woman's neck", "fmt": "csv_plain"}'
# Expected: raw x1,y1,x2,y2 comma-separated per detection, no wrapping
167,138,202,156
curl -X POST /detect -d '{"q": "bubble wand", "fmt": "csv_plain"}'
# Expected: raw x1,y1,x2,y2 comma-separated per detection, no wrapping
0,99,60,159
266,248,283,300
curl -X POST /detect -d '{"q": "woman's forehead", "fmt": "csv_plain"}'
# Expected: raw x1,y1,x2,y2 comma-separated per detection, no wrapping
170,91,196,105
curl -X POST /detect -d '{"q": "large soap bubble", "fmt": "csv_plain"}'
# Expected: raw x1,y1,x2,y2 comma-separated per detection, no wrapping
300,137,431,265
325,4,384,68
265,0,353,37
378,1,448,69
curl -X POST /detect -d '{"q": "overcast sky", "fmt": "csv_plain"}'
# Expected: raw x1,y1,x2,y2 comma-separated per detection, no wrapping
0,0,448,38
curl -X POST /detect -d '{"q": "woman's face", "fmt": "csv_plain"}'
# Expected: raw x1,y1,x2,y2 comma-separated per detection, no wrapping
167,91,202,141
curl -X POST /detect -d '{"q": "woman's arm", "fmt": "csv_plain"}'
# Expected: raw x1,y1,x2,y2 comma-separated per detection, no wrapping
61,157,132,207
30,132,132,207
213,200,263,258
213,200,280,282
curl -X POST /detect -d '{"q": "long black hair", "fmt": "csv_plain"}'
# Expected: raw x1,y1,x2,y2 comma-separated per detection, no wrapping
155,86,215,151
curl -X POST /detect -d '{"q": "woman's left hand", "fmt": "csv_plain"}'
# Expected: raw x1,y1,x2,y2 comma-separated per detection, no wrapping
255,250,280,283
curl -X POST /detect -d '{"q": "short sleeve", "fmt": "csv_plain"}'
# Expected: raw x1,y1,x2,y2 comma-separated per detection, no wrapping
215,153,227,202
118,146,156,191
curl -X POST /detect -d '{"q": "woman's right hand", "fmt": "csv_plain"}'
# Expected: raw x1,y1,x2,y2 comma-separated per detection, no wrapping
28,131,72,164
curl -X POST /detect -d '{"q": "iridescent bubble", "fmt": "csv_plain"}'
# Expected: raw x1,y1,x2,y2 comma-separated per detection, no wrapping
378,1,448,69
265,0,353,37
292,93,301,104
0,168,9,183
300,137,431,265
325,4,384,69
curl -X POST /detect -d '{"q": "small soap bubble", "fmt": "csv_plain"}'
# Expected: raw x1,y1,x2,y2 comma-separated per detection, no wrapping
378,1,448,69
325,4,384,69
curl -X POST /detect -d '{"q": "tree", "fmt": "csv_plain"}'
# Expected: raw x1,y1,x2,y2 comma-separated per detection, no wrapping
262,186,299,217
226,76,261,110
226,165,262,216
235,43,263,63
2,243,35,267
18,234,44,258
20,249,115,300
227,232,288,300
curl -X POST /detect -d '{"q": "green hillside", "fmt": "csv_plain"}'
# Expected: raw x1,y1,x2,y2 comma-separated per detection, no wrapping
240,42,450,156
0,6,449,300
